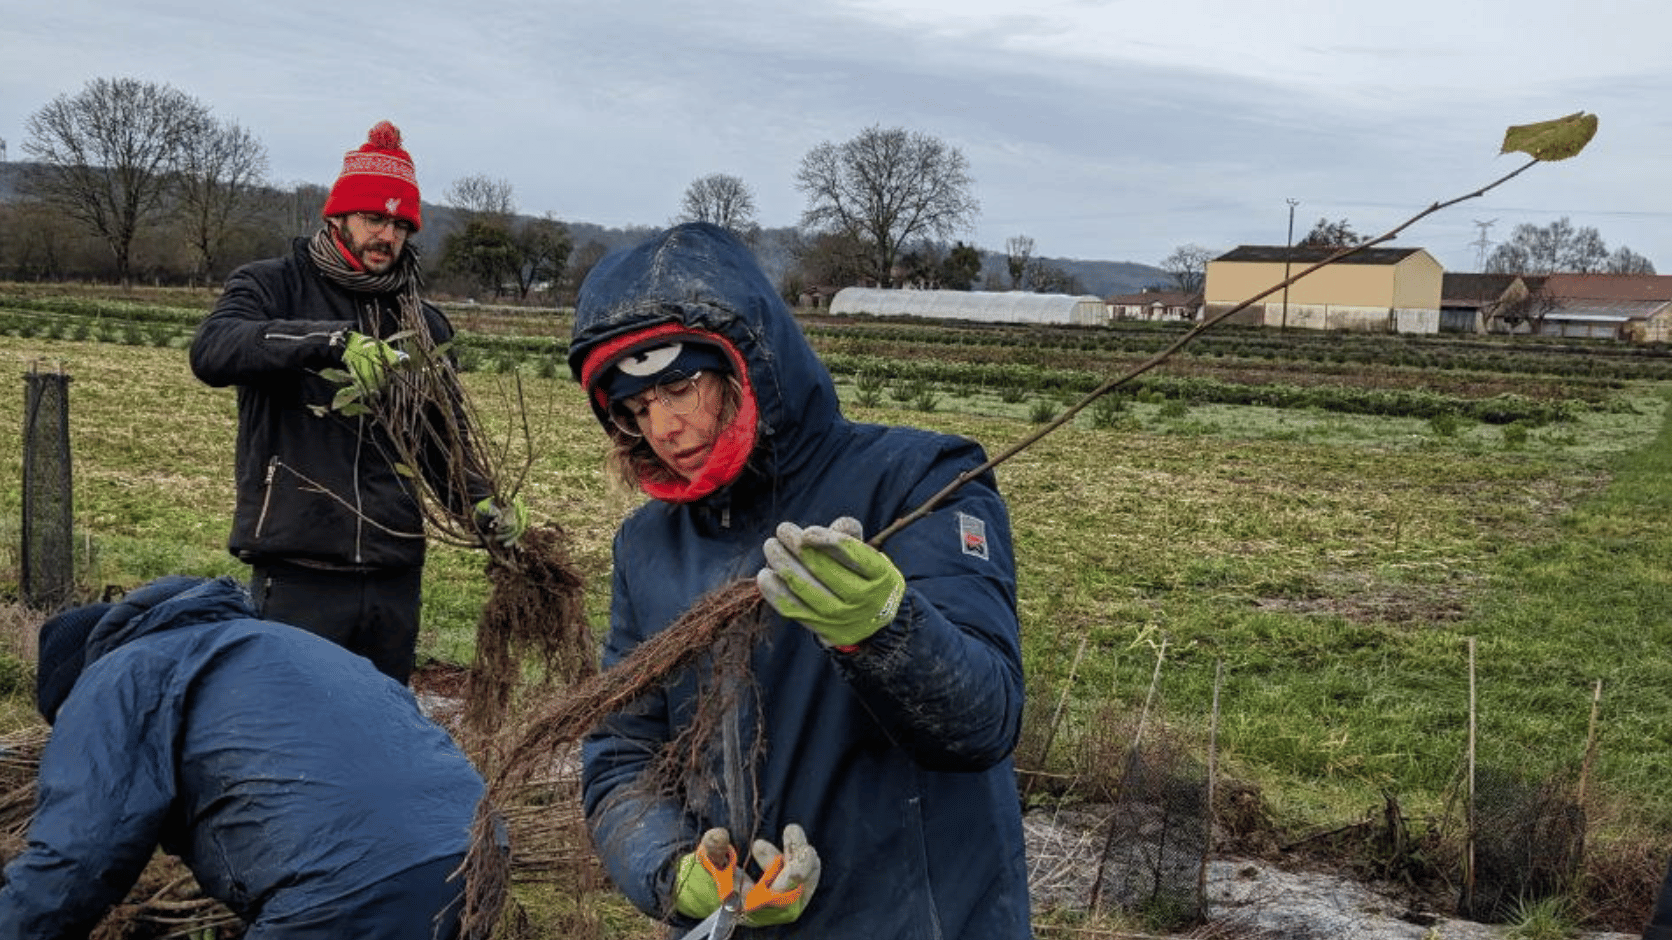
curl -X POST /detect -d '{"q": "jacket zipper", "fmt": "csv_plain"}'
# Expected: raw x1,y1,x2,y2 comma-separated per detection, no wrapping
253,457,278,538
265,328,346,345
352,415,366,564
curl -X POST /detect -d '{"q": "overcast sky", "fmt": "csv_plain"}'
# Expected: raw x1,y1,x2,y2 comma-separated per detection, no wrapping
4,0,1668,273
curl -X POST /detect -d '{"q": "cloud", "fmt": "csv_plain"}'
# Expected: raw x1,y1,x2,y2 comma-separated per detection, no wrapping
3,0,1668,272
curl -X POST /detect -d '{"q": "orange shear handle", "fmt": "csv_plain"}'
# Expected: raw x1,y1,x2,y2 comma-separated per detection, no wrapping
697,844,738,900
741,854,805,912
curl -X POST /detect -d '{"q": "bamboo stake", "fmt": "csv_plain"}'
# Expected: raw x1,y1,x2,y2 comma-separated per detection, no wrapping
1578,678,1603,805
1200,659,1223,915
1089,635,1168,912
1025,634,1090,804
1463,635,1477,913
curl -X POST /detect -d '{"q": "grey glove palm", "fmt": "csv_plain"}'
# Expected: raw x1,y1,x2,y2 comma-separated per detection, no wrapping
743,824,821,927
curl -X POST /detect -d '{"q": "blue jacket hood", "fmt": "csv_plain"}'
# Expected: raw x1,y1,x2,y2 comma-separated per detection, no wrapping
84,575,255,665
568,222,841,488
2,574,483,938
575,227,1032,939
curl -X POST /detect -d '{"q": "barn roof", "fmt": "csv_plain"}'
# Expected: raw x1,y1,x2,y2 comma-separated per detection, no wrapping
1538,273,1672,302
1441,273,1543,305
1213,245,1429,265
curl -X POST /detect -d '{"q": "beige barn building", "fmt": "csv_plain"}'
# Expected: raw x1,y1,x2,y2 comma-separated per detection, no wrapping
1204,245,1444,334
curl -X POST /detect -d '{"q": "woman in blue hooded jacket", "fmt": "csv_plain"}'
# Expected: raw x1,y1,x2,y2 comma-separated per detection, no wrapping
573,222,1032,939
0,575,486,939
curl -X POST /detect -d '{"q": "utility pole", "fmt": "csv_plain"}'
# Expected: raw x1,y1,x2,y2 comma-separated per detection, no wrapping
1281,198,1299,331
1472,219,1496,272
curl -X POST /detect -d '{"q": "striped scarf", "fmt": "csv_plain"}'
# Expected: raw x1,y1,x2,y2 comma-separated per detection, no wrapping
307,227,426,295
307,227,432,348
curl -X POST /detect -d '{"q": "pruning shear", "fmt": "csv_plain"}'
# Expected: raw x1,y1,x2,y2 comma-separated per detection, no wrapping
678,842,804,940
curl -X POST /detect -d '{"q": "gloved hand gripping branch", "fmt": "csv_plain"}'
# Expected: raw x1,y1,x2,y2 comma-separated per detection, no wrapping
674,828,736,920
339,331,409,393
473,495,529,547
757,516,905,648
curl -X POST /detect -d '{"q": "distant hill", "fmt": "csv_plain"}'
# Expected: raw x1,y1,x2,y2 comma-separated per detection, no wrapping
0,161,1167,296
553,222,1166,297
1038,257,1171,297
0,161,26,200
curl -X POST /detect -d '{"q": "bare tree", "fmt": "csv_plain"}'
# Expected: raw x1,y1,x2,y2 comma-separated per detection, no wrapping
1005,235,1034,289
508,215,572,300
1299,217,1361,247
1565,225,1608,273
443,220,518,297
679,173,758,240
254,182,330,240
175,117,269,286
1606,246,1656,275
939,241,983,291
0,199,88,280
1025,260,1082,295
1159,244,1214,294
1486,216,1621,275
23,77,210,286
790,229,871,289
796,125,978,286
566,239,611,299
446,174,516,223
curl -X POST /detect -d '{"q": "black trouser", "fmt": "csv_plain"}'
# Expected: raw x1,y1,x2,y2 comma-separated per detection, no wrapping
249,561,423,684
1648,852,1672,939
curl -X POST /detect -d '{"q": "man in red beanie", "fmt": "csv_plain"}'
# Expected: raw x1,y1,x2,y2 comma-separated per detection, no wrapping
188,121,525,684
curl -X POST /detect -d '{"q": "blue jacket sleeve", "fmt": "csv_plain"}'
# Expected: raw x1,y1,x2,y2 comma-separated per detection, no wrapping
831,467,1026,773
0,661,182,940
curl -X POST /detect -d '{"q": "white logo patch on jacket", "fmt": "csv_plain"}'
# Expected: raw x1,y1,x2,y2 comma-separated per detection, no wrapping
957,512,989,560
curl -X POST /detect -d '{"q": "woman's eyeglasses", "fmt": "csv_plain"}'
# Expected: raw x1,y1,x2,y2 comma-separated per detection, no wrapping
608,371,706,437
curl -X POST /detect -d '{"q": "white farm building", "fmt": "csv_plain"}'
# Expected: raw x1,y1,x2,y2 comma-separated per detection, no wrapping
829,288,1107,326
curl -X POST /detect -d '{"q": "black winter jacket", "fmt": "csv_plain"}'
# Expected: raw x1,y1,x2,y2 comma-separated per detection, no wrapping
190,238,458,570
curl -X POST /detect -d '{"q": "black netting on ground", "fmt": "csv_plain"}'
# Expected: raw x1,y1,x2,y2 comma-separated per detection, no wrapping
1090,743,1211,927
22,369,74,611
1458,765,1585,921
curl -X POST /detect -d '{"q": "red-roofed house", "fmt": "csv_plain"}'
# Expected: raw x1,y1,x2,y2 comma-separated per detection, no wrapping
1529,274,1672,341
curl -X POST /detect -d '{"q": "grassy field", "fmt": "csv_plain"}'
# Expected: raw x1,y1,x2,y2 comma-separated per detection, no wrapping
3,293,1672,932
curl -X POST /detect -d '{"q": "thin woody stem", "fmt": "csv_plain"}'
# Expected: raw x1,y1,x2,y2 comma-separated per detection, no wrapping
870,157,1539,547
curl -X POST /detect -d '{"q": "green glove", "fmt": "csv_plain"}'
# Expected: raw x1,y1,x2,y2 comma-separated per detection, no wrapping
673,828,733,920
341,331,407,392
742,824,821,927
474,495,529,547
756,516,905,647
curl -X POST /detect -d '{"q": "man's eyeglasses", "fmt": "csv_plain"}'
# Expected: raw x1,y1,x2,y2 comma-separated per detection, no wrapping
352,211,416,235
608,371,706,437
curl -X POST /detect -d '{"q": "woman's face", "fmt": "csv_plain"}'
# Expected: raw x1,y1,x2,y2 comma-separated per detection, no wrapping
615,371,730,480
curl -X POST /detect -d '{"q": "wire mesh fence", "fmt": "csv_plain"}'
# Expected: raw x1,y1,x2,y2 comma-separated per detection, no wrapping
22,366,74,612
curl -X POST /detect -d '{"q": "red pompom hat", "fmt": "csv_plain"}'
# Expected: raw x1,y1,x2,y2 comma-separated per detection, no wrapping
321,120,422,231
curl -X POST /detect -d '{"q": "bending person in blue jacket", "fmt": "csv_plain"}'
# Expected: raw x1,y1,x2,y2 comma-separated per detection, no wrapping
0,575,487,939
572,222,1032,939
